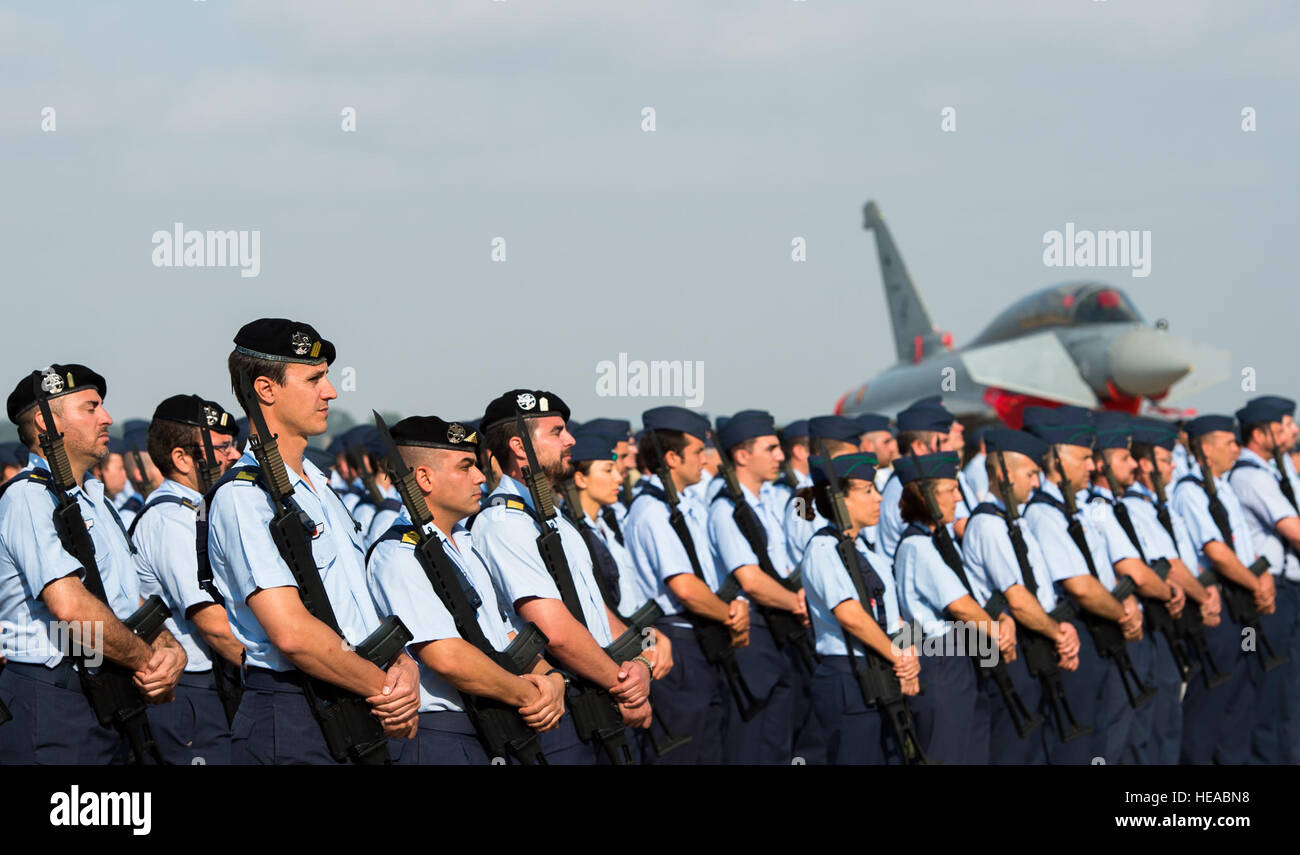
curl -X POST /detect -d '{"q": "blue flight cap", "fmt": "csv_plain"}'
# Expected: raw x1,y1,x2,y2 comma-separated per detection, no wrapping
1023,406,1096,449
1249,395,1296,418
853,413,892,433
570,432,619,463
0,441,27,465
1092,412,1133,451
642,406,710,441
782,419,810,440
717,410,777,451
106,436,127,455
1186,414,1237,440
1130,418,1179,451
304,446,335,472
896,403,954,433
894,451,961,484
809,415,863,445
579,418,632,442
1236,399,1288,431
982,429,1048,463
810,452,878,486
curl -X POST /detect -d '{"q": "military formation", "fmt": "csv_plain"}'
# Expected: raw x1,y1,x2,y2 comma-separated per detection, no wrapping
0,316,1297,765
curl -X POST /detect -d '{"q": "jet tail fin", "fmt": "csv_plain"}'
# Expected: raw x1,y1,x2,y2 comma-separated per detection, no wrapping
864,201,945,363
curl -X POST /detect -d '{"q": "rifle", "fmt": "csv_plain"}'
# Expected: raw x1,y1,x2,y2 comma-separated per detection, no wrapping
194,421,245,725
34,391,170,764
1048,446,1157,709
234,372,411,765
1096,454,1199,683
556,477,692,758
642,429,770,721
989,450,1090,744
345,444,384,507
775,428,799,490
374,412,549,764
1147,450,1230,689
126,441,151,498
713,451,819,671
816,450,928,764
513,413,634,765
1189,443,1288,671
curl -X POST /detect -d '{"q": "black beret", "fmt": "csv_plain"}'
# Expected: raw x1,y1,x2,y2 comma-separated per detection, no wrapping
642,406,710,441
233,318,335,366
7,364,107,424
390,415,480,453
152,394,237,433
481,389,571,431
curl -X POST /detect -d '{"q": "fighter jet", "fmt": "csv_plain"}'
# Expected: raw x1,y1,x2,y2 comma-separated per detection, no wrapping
834,201,1229,427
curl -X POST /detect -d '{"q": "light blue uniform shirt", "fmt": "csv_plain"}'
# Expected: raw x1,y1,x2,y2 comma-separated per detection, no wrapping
472,475,613,647
878,471,905,560
589,509,648,613
367,512,514,713
1121,482,1200,570
895,526,970,641
961,497,1058,612
708,480,795,579
783,483,825,567
1172,464,1257,570
1023,480,1118,590
351,484,380,538
131,478,216,672
1083,486,1142,565
1172,444,1191,482
1227,448,1300,581
801,530,898,656
363,484,402,549
112,481,141,530
206,449,384,671
0,453,142,666
624,474,721,621
963,452,990,505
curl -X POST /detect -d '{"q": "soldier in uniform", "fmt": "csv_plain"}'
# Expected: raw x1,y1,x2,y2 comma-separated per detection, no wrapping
364,416,566,764
624,406,748,764
471,389,653,764
1124,417,1220,764
800,451,920,764
129,394,244,764
961,429,1081,764
1084,412,1184,763
879,399,956,561
1022,405,1142,765
0,364,187,763
784,415,865,566
575,418,636,521
963,425,990,503
1172,413,1271,765
771,419,812,508
1228,398,1300,764
204,319,421,764
893,451,1006,764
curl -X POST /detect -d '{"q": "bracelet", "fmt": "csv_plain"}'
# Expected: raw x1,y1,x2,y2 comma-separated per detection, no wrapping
631,655,654,677
544,668,571,689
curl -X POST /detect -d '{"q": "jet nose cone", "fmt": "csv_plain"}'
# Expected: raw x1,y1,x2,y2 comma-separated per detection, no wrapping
1108,326,1194,397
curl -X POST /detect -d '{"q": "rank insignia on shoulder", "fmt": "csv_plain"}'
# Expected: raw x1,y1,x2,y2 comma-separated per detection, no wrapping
400,531,420,545
505,499,526,512
235,471,258,482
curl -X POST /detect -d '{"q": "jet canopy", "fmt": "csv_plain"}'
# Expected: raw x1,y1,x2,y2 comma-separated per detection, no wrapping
969,282,1147,347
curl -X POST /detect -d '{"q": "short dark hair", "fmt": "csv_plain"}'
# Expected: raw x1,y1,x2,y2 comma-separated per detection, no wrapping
780,434,809,457
1241,421,1273,447
724,437,760,464
482,419,529,475
637,429,691,473
1130,441,1156,462
227,349,288,397
899,482,930,525
146,418,196,479
897,430,942,456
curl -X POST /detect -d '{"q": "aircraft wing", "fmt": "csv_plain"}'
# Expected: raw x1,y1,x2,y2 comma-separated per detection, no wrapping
960,331,1099,408
1156,339,1231,404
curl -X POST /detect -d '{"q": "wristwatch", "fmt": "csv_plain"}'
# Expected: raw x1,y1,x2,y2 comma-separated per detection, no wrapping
544,669,572,690
631,655,654,677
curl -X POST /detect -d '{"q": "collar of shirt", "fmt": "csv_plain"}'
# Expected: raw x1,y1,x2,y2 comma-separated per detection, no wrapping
154,477,202,504
1237,447,1274,472
26,451,101,503
1091,485,1116,502
489,473,533,511
1126,481,1156,502
1040,479,1065,502
235,448,326,498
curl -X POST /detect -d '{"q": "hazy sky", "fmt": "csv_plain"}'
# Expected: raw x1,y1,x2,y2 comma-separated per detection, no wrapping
2,0,1297,440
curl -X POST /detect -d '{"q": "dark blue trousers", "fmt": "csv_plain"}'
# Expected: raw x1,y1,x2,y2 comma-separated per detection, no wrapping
390,710,490,765
1182,611,1255,764
985,654,1048,764
232,668,349,765
1250,578,1300,764
810,655,896,764
1047,619,1111,765
1129,631,1183,765
786,642,828,764
149,670,232,766
537,712,597,765
908,644,988,765
1103,637,1146,763
639,620,725,764
0,661,121,764
722,614,795,764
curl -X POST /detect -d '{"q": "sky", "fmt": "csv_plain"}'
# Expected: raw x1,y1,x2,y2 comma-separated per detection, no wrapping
2,0,1297,441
